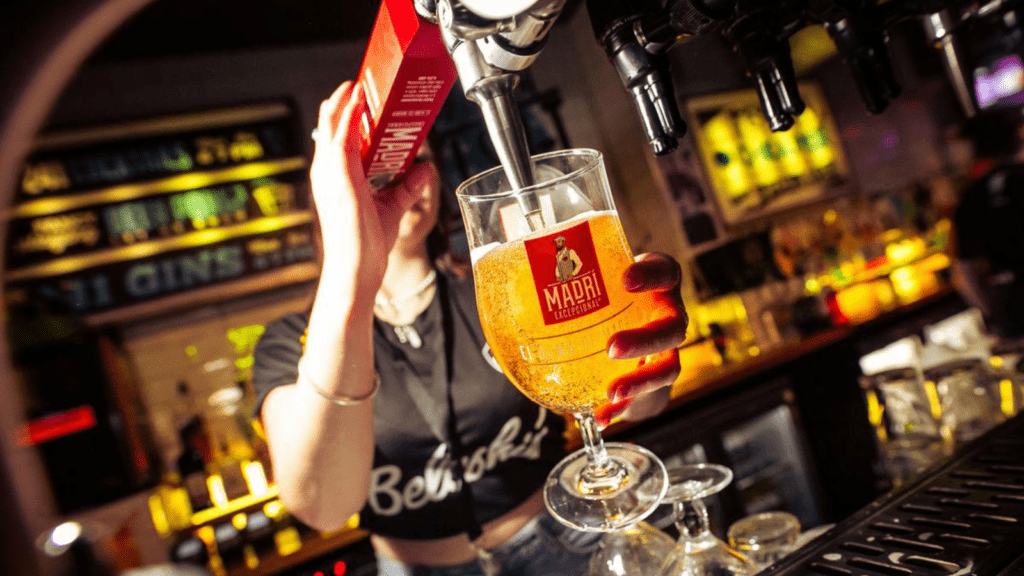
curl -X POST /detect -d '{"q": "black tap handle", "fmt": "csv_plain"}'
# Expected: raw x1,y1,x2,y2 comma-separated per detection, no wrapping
588,0,688,155
825,17,901,113
729,17,806,131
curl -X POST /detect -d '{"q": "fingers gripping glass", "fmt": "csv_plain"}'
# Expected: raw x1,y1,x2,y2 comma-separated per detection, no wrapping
456,149,668,532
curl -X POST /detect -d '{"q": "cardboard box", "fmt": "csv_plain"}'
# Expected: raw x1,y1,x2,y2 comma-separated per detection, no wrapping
356,0,458,188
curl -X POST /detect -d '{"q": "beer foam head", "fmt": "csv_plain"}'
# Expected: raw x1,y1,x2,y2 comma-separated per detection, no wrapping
470,242,500,265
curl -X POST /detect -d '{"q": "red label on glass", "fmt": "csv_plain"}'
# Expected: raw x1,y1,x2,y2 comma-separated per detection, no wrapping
524,220,610,325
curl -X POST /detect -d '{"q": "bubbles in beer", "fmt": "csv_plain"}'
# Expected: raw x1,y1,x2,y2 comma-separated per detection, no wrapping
473,211,657,414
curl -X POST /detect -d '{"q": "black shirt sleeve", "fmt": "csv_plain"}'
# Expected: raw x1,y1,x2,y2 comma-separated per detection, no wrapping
251,312,309,417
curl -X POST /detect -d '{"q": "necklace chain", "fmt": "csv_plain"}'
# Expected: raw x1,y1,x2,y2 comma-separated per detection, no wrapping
375,269,437,312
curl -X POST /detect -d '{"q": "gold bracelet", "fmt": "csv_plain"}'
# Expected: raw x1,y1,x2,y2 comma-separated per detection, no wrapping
297,359,379,405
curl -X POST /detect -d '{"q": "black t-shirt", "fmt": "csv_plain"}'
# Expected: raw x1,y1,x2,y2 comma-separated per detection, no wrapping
955,163,1024,338
251,271,568,539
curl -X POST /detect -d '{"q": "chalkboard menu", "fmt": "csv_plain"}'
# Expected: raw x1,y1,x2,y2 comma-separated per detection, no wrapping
4,102,315,319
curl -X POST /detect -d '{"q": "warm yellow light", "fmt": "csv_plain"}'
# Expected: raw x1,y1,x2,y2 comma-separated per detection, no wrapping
243,461,270,497
148,494,170,536
196,525,215,546
923,381,943,420
918,253,951,272
207,474,229,508
874,280,897,310
6,157,305,220
737,111,780,187
885,238,925,266
990,356,1005,369
703,113,751,198
264,500,285,519
275,526,303,556
835,283,882,324
805,276,822,294
232,512,248,531
865,390,884,427
674,340,722,390
244,545,260,570
794,107,835,169
878,228,903,244
4,211,311,283
770,126,809,178
1000,379,1017,416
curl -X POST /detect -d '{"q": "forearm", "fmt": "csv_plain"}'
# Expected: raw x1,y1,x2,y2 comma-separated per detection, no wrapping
261,262,378,530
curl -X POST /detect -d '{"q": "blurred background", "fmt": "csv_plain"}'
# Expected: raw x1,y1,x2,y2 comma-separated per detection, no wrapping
4,0,1024,574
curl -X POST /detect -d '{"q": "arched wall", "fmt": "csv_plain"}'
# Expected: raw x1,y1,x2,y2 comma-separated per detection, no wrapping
0,1,157,573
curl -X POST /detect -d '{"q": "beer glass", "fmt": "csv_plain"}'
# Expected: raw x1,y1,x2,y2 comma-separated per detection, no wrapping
456,149,668,531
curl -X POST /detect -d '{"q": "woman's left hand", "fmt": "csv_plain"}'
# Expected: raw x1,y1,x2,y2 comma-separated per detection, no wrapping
596,253,689,427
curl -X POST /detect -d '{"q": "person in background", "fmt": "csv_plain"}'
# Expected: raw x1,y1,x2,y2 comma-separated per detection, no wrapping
951,110,1024,340
251,81,690,576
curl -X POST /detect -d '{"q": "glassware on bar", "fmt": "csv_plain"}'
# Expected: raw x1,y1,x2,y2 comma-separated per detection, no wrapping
661,464,756,576
727,511,801,570
587,521,678,576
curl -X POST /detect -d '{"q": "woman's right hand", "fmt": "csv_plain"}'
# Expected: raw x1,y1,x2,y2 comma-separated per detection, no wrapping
309,81,434,299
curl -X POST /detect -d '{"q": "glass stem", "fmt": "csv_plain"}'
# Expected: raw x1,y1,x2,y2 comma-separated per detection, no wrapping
575,412,622,492
673,498,713,552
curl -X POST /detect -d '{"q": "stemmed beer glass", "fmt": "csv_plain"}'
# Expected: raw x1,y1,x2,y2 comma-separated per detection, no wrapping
456,149,668,531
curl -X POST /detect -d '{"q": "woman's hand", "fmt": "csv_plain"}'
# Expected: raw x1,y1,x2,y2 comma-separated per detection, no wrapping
596,253,689,426
309,81,434,298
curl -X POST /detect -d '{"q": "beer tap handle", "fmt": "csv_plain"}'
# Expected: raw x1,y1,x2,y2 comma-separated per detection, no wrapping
807,0,902,114
825,16,902,113
588,0,690,155
727,15,807,132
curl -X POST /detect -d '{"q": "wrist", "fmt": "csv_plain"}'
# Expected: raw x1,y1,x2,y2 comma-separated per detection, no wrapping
317,259,381,313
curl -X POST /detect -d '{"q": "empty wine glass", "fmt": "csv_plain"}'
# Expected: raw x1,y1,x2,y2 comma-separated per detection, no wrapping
588,520,678,576
662,464,756,576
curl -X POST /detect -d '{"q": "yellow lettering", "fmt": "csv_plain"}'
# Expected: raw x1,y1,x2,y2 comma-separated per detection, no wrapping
21,161,70,195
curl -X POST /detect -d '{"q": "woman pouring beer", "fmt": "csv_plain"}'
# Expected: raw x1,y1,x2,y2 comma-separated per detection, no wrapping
251,80,690,576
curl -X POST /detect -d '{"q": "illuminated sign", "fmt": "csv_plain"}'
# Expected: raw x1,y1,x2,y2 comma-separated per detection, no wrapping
686,82,850,225
974,54,1024,110
6,222,315,315
4,102,315,317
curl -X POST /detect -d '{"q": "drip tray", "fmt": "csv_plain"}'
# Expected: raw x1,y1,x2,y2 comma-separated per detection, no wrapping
770,415,1024,576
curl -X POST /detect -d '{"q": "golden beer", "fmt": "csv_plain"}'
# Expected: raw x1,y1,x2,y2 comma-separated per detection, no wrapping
473,211,658,414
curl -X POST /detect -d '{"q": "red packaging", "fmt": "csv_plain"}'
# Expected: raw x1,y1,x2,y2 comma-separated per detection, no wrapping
356,0,458,188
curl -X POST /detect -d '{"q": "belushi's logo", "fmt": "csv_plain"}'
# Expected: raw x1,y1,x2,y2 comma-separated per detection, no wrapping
525,220,610,325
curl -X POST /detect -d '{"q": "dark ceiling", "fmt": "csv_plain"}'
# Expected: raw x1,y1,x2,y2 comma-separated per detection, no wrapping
90,0,385,63
89,0,583,64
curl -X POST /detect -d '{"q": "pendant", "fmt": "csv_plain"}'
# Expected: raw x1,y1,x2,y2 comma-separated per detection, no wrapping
394,324,423,349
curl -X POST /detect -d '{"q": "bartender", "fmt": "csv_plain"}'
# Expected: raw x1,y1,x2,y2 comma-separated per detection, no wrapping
251,81,690,576
951,110,1024,340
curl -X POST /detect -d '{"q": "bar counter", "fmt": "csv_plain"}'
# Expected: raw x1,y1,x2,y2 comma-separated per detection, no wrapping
768,411,1024,576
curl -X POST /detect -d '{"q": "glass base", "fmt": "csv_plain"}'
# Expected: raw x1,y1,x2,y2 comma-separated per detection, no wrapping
544,442,668,532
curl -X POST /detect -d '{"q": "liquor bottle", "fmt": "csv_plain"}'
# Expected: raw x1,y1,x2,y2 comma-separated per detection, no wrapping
174,381,214,512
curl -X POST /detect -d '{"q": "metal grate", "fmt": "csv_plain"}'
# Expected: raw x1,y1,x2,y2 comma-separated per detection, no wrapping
770,414,1024,576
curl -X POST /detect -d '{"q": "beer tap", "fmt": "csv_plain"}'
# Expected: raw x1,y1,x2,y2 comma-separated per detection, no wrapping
417,0,567,197
588,0,813,142
586,0,696,155
804,0,902,114
722,3,809,132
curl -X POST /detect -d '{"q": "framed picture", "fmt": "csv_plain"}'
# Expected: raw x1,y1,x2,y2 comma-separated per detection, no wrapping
685,82,851,225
